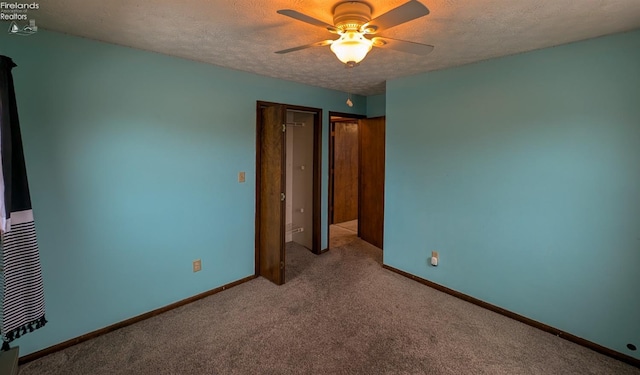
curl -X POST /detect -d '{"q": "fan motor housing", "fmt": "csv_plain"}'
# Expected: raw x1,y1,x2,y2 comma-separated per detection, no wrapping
333,2,372,31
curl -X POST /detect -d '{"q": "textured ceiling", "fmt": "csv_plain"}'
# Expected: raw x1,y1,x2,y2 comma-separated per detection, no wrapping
31,0,640,95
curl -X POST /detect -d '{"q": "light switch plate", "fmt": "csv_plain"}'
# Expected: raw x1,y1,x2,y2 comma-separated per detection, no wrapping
238,172,245,183
193,259,202,272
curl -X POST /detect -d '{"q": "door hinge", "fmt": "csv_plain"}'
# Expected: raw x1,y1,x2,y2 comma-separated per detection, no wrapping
282,123,286,133
281,192,286,201
280,261,284,269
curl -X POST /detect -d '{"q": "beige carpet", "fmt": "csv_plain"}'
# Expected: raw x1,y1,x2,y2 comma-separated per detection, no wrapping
19,225,639,374
334,219,358,233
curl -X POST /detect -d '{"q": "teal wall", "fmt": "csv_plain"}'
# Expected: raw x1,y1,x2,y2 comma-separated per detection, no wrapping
366,93,385,117
385,30,640,358
0,28,365,355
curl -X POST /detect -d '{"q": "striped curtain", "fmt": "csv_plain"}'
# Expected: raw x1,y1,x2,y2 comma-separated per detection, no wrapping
0,55,46,350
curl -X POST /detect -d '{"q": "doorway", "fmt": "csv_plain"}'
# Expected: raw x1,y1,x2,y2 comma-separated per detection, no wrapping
328,113,386,250
329,114,362,241
255,101,321,286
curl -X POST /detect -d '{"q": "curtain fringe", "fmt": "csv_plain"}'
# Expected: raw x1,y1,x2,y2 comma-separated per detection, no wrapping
1,315,47,350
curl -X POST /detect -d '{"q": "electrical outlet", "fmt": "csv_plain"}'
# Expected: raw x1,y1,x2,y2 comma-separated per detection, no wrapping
238,172,246,183
193,259,202,272
431,251,439,267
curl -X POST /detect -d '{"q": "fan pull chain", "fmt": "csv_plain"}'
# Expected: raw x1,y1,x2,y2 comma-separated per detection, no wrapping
346,65,353,107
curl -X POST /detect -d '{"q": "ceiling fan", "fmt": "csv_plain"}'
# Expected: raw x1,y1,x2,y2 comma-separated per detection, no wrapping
275,0,434,67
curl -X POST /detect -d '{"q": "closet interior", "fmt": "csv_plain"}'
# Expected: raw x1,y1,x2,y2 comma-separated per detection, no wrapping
285,110,314,250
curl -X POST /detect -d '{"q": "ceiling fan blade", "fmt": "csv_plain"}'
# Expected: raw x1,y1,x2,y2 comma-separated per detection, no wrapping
365,1,430,33
371,37,434,55
275,40,334,54
277,10,338,33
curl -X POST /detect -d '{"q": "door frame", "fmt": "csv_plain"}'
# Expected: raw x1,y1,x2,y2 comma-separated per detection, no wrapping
327,112,366,250
255,101,323,279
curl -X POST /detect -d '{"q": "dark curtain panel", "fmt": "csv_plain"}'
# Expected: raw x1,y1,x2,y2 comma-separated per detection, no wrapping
0,55,46,350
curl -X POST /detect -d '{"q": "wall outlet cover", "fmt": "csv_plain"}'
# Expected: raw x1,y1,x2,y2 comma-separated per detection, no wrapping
193,259,202,272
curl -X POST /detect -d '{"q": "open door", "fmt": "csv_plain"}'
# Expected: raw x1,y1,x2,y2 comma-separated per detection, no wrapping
358,116,385,249
332,121,359,224
256,103,286,285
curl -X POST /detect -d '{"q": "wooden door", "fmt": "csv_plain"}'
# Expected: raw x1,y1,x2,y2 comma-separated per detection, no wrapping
256,104,286,285
358,117,385,249
333,122,359,224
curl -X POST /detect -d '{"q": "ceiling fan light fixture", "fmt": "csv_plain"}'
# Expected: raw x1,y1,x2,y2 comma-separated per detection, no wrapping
330,31,373,65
